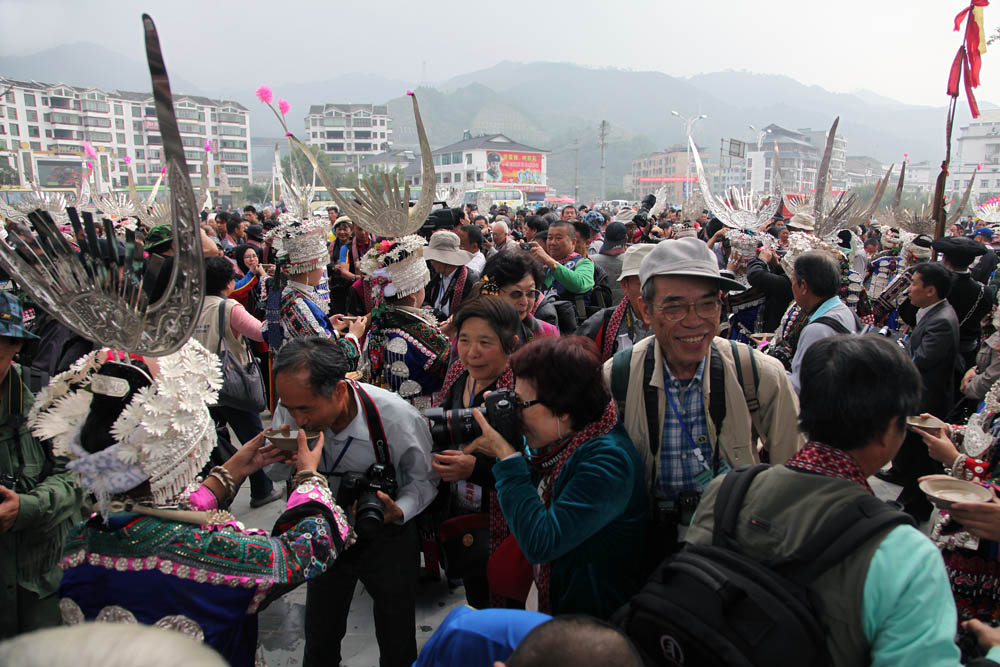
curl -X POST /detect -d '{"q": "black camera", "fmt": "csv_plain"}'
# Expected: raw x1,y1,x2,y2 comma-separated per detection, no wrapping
337,462,398,539
633,193,656,229
423,388,522,452
519,241,535,252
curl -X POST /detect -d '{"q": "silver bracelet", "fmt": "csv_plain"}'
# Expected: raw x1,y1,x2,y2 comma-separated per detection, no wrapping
208,466,236,503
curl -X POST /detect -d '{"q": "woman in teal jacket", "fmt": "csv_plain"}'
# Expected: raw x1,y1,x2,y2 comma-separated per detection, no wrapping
465,335,646,618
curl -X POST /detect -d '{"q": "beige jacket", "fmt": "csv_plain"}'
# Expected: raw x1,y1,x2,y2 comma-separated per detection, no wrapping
602,335,803,491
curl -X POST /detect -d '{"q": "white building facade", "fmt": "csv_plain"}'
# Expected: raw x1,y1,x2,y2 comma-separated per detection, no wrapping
0,77,252,194
950,109,1000,205
303,104,391,168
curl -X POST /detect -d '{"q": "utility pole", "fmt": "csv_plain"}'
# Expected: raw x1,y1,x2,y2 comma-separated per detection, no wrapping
671,111,707,198
573,138,580,203
599,120,608,203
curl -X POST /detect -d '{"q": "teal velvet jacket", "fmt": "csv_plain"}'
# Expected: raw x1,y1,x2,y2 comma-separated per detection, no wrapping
492,424,647,618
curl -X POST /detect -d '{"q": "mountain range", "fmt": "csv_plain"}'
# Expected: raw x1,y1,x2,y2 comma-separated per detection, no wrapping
1,44,992,201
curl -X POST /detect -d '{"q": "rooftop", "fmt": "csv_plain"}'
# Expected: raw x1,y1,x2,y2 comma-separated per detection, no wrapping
432,133,546,155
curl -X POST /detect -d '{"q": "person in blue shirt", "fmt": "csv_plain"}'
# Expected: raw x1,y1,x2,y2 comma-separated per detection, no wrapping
413,607,549,667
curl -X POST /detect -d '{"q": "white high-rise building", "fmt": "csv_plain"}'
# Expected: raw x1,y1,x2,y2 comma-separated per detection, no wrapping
303,104,391,169
949,109,1000,204
0,77,252,196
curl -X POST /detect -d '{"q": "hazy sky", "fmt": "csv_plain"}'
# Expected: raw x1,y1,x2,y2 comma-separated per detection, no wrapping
0,0,995,106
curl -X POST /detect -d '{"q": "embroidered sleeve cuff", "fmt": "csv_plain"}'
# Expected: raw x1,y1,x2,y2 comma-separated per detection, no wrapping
188,485,219,511
287,482,335,513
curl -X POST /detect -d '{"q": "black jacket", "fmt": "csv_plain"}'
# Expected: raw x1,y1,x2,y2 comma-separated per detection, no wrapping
745,258,794,333
424,266,480,320
971,249,999,284
906,300,961,417
949,272,994,350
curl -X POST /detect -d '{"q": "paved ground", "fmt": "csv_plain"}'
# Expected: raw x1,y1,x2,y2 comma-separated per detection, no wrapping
230,481,466,667
228,426,911,666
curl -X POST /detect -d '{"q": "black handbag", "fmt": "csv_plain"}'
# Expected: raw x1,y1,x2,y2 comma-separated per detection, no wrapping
214,301,266,413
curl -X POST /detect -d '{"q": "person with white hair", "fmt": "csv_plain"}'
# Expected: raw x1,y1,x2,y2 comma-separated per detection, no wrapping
492,220,515,253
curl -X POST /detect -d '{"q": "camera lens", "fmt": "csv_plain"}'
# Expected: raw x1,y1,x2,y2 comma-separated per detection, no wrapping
354,490,385,540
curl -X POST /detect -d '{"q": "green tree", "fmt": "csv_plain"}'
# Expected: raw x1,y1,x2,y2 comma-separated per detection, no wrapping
0,163,17,186
241,183,268,206
281,145,337,190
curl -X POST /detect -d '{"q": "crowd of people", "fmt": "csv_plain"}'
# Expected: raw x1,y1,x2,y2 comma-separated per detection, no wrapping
8,185,1000,667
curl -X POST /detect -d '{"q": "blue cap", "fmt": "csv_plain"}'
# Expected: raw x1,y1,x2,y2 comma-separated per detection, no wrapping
975,227,994,240
0,292,38,340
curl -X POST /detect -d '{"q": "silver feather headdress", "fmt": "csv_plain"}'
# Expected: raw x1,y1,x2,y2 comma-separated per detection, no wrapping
0,15,204,356
690,136,780,231
258,88,436,239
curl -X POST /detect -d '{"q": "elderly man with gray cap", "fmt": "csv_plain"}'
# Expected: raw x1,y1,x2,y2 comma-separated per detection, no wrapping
578,241,654,362
602,237,801,567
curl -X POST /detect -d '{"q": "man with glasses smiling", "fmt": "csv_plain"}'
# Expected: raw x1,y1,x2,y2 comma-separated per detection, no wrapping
602,237,802,567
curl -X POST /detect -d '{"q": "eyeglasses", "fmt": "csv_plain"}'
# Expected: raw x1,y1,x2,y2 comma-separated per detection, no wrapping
653,297,722,322
517,398,542,411
503,288,542,301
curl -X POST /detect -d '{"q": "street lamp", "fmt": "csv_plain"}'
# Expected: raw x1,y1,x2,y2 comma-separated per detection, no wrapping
748,124,772,151
671,111,707,197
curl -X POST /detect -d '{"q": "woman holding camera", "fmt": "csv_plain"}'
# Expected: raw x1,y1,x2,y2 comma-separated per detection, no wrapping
478,251,559,347
464,336,647,618
431,296,521,608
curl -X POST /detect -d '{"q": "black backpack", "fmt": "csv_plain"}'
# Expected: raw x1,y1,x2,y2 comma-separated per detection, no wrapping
613,464,914,667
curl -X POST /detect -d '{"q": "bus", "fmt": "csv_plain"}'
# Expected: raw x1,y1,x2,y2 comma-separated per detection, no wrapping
463,188,526,211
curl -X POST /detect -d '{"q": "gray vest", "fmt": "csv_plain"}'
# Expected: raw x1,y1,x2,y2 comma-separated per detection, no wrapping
687,466,894,667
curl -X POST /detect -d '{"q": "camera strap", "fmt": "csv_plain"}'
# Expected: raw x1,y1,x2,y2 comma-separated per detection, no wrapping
350,381,392,466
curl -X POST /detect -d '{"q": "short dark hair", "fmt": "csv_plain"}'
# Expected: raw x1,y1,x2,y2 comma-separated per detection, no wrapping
507,615,643,667
572,220,593,241
793,250,841,299
510,336,610,430
535,207,551,217
562,205,577,213
525,215,549,234
481,250,544,292
473,214,489,226
454,296,522,354
243,205,257,215
913,261,953,300
460,224,484,251
273,337,349,397
548,220,576,239
226,217,240,235
799,335,921,451
204,256,236,295
864,238,879,249
215,211,230,225
326,205,339,213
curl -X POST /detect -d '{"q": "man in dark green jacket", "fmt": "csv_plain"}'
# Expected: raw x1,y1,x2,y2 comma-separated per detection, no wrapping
0,292,81,638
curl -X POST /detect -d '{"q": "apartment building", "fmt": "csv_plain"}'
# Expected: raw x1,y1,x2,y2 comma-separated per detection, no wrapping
303,103,391,168
0,77,252,193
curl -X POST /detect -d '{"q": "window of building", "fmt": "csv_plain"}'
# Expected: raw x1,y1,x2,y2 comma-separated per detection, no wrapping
442,173,451,183
327,143,344,152
29,141,41,151
220,151,246,161
176,108,205,122
180,136,203,148
87,131,112,142
115,118,124,129
116,133,125,144
177,122,204,135
454,173,462,182
477,172,484,181
9,124,18,136
442,154,451,165
114,104,123,115
219,139,247,149
452,152,461,163
133,135,144,145
466,153,472,164
25,110,37,122
3,92,12,103
223,165,248,175
145,107,156,117
132,105,141,115
23,93,35,106
217,125,244,136
136,163,146,174
83,117,111,127
217,111,243,124
184,149,203,162
81,100,109,113
28,126,39,138
147,149,160,159
147,135,162,145
52,128,73,140
136,149,145,158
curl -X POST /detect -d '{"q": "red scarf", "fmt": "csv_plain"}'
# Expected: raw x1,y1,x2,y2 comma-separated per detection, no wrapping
784,441,873,494
600,299,632,362
448,266,468,318
531,399,618,613
435,360,516,610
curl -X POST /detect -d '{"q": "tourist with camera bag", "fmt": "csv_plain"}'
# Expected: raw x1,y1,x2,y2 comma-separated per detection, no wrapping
461,336,646,619
427,297,522,608
192,257,278,508
268,337,437,667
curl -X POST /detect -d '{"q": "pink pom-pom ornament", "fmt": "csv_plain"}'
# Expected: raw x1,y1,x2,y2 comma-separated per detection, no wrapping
83,141,97,159
255,86,273,104
123,156,132,164
278,99,290,115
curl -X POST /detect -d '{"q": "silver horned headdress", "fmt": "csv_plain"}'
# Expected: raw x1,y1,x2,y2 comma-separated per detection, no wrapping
0,15,204,356
258,88,436,239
